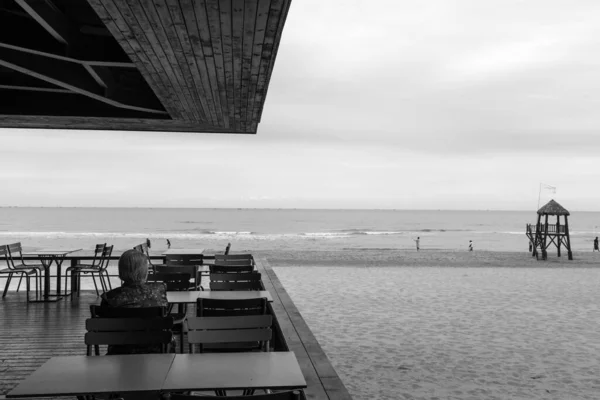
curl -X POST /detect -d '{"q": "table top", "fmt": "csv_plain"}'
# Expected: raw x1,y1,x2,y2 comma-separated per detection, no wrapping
167,290,273,303
162,248,205,256
162,352,307,391
23,249,82,256
6,354,176,398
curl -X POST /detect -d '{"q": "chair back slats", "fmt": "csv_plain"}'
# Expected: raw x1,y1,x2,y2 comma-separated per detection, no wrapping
186,315,272,352
197,298,267,317
85,331,173,346
6,242,23,267
210,272,261,282
84,316,174,355
89,305,166,318
86,317,173,331
213,260,254,267
187,315,271,330
87,243,106,268
171,390,302,400
210,282,263,291
148,272,192,291
99,245,113,271
165,254,203,265
0,245,8,257
210,265,254,274
188,329,271,344
215,254,253,261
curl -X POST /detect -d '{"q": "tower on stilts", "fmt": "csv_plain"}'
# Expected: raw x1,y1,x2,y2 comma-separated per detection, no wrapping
525,199,573,260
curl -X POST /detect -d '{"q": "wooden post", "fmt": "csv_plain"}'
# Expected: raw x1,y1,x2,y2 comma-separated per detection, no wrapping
533,214,542,258
556,215,561,257
565,215,573,260
542,215,549,260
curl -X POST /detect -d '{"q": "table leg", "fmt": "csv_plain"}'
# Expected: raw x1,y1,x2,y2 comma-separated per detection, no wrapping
42,258,52,300
55,257,64,296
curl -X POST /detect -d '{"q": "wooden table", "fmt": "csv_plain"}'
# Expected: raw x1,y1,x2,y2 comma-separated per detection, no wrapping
167,290,273,304
6,354,176,398
22,249,82,302
162,248,205,256
163,352,307,392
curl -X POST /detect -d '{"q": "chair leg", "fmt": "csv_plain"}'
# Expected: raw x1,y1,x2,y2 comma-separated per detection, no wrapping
105,270,112,290
16,274,23,292
91,273,100,296
97,271,107,293
25,273,30,302
2,273,12,297
64,268,70,297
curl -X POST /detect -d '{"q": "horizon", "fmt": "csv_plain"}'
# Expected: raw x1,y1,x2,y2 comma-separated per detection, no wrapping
1,205,598,213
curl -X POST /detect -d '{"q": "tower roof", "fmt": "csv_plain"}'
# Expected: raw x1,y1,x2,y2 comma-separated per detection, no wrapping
537,199,570,216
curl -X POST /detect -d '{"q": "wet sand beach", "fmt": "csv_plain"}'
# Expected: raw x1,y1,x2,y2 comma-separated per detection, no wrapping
271,252,600,400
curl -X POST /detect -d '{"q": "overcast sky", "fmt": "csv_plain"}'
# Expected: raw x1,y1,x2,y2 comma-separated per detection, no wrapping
2,0,600,210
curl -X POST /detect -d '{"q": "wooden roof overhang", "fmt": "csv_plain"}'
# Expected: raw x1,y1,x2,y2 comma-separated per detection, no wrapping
0,0,292,133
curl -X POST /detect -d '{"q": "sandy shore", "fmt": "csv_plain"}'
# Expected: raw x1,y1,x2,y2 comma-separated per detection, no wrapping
270,256,600,400
259,249,600,268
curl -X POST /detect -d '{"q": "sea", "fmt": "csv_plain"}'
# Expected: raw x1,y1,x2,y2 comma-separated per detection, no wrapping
1,207,600,253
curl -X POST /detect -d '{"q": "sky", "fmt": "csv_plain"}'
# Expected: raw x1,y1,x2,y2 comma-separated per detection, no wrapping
2,0,600,210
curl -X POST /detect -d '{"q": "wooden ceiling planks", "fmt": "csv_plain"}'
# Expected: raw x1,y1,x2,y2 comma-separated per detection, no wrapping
0,0,292,133
92,0,293,132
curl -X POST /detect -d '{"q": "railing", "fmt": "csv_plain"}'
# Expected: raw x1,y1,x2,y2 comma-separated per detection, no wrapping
526,223,566,234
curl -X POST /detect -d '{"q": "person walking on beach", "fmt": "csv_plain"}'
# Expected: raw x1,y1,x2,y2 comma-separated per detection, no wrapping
594,237,599,252
413,237,420,251
469,240,473,252
146,238,151,249
167,239,171,249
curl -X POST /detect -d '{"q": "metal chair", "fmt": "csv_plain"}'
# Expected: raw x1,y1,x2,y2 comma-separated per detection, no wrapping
64,243,105,296
84,315,174,355
210,272,263,291
171,391,302,400
197,297,268,317
0,244,41,302
69,245,113,296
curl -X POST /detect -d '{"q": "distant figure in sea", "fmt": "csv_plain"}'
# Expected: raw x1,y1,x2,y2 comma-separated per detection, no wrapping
594,237,599,252
413,237,420,251
469,240,473,252
167,239,171,249
146,238,151,249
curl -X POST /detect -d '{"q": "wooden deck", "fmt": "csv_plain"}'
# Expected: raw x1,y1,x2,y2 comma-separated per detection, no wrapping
0,257,352,400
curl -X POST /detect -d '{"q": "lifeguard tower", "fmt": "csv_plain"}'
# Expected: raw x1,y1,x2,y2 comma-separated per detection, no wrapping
525,199,573,260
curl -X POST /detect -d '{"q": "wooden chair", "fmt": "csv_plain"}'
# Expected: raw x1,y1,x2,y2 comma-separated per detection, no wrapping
84,316,174,355
69,245,113,296
210,264,254,274
210,272,263,291
197,297,268,317
170,391,302,400
0,244,41,301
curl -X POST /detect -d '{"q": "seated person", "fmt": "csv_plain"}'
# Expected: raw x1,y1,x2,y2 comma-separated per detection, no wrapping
100,249,170,354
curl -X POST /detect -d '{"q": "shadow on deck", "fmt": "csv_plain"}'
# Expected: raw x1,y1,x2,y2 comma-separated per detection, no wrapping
0,257,351,400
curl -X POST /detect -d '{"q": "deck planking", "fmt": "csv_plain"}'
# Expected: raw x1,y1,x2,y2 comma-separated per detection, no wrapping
0,256,352,400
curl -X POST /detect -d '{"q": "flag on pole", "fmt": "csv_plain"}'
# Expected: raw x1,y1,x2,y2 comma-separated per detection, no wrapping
541,183,556,194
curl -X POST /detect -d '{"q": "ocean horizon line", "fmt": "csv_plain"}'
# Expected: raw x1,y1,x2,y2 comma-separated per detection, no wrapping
0,206,596,213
